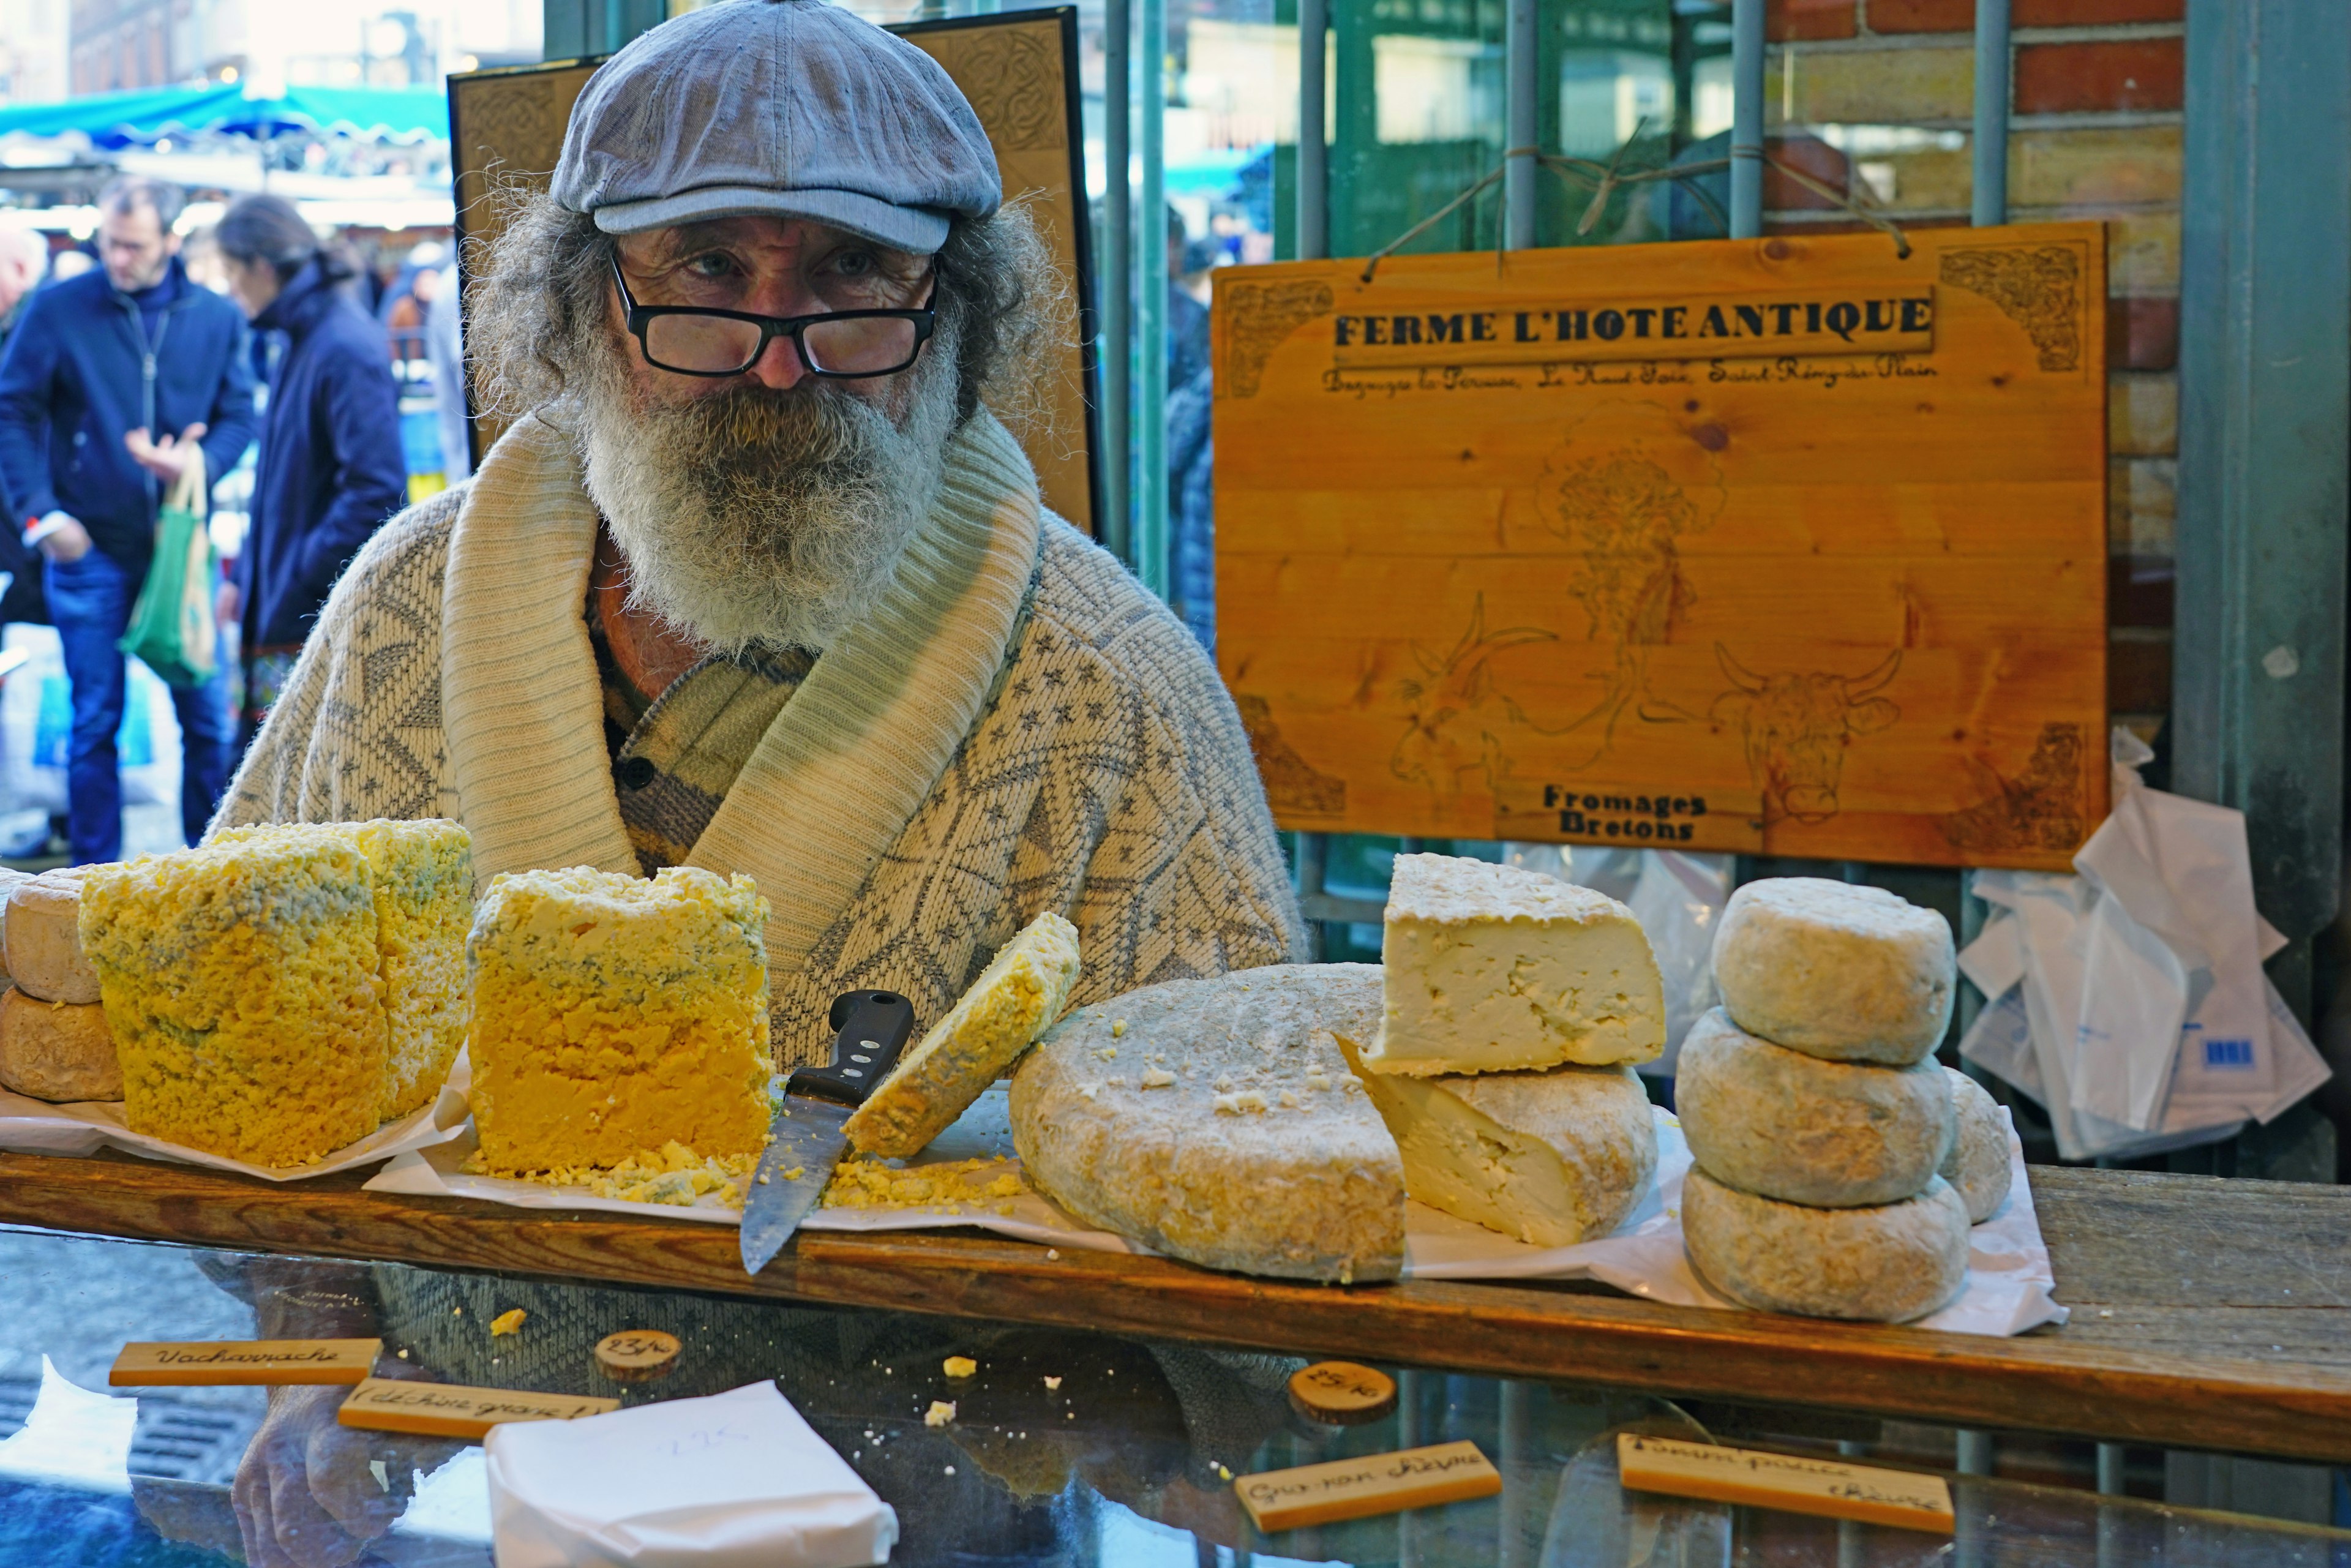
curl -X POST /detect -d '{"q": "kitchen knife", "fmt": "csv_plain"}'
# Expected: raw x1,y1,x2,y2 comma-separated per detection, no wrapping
739,989,917,1275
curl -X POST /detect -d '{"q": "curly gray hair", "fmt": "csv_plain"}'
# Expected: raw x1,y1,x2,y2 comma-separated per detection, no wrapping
465,187,1061,436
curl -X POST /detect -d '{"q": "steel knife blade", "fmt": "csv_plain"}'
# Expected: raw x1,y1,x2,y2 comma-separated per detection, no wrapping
740,989,916,1275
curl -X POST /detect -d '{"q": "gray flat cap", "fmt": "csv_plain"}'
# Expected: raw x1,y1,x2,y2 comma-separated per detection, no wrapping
552,0,1000,255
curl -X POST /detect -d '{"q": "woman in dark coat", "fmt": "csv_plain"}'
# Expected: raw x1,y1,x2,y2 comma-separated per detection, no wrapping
214,195,408,747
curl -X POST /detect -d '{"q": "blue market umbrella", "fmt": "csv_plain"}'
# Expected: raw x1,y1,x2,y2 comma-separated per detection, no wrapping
0,83,447,148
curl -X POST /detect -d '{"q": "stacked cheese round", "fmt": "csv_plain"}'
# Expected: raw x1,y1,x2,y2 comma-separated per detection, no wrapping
0,868,121,1103
1677,879,1973,1322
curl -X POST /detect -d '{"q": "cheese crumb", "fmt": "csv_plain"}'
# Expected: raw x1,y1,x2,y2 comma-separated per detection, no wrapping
822,1155,1028,1211
1307,1072,1332,1091
1140,1068,1176,1088
1044,1376,1062,1390
1094,1045,1117,1061
1278,1089,1301,1109
943,1356,977,1379
1214,1076,1234,1093
1111,1019,1128,1038
1046,1248,1060,1260
925,1400,957,1428
1213,1090,1269,1116
489,1309,527,1337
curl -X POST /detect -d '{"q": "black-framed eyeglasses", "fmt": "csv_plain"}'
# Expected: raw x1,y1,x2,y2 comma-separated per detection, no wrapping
609,252,938,380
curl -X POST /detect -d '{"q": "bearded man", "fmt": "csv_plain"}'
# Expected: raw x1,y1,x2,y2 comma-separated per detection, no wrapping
218,0,1302,1063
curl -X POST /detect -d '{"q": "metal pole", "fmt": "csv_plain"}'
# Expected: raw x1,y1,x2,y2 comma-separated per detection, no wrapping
1728,0,1764,239
1101,0,1131,565
1297,0,1327,260
1970,0,2011,226
1135,0,1168,598
1504,0,1537,250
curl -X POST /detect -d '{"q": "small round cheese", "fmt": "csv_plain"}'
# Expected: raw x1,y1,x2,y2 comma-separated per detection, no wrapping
0,986,121,1102
8,868,100,1005
1711,879,1954,1064
1010,964,1403,1284
1939,1068,2012,1224
1674,1008,1952,1208
1681,1166,1969,1322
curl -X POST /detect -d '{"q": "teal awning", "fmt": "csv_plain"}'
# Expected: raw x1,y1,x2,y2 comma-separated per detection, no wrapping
0,83,448,148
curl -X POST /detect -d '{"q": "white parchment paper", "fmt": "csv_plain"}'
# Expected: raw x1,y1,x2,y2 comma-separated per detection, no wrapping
364,1090,2065,1338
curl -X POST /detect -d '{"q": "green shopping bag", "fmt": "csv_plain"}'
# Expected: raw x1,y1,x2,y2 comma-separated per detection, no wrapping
117,445,219,688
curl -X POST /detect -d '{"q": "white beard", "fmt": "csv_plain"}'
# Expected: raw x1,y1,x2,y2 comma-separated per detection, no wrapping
573,329,960,655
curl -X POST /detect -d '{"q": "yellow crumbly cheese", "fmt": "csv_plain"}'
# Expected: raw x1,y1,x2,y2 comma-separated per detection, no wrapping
466,866,772,1174
489,1309,527,1336
80,837,388,1167
821,1153,1024,1210
495,1139,762,1209
841,911,1081,1158
217,819,473,1119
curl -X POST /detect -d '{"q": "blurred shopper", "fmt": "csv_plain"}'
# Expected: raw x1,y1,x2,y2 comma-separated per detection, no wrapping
0,176,255,863
0,228,47,340
1165,212,1217,650
214,195,406,748
423,257,470,484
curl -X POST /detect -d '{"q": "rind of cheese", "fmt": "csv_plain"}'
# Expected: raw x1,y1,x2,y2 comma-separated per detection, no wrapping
1681,1166,1970,1323
10,869,101,1005
1675,1008,1953,1209
1010,964,1404,1283
218,819,473,1119
1711,879,1954,1065
1343,1034,1655,1246
1939,1068,2012,1224
0,867,36,986
1362,853,1664,1076
80,839,387,1166
466,866,771,1174
843,911,1080,1158
0,988,121,1102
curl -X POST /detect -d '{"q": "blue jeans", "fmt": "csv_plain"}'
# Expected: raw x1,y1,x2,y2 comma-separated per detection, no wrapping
46,548,234,865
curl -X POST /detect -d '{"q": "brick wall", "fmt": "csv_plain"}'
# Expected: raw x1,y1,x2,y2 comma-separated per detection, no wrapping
1764,0,2183,738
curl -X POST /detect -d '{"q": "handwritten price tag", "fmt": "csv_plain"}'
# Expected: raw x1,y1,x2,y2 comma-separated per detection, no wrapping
1616,1432,1955,1532
337,1378,618,1440
110,1339,383,1387
1235,1440,1501,1532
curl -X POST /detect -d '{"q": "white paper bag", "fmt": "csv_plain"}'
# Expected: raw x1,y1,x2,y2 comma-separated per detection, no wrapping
486,1381,898,1568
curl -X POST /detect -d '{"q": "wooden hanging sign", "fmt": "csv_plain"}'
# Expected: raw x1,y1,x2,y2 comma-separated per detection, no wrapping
1616,1432,1955,1532
336,1377,619,1440
1234,1439,1502,1531
1213,223,2109,870
110,1338,383,1387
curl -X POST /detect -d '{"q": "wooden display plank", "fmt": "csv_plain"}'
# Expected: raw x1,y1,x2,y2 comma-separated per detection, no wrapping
110,1338,381,1387
337,1376,618,1439
1235,1439,1501,1531
1616,1431,1954,1532
1212,225,2108,870
3,1151,2350,1464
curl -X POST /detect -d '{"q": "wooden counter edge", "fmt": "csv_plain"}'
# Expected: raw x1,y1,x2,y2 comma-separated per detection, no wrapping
4,1147,2349,1464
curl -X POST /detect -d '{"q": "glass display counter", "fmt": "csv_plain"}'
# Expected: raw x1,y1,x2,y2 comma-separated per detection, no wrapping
1,1225,2343,1568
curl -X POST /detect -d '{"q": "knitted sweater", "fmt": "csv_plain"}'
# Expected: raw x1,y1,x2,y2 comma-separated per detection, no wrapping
217,410,1304,1065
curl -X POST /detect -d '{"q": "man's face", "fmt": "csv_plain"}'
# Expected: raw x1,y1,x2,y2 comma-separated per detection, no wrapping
99,202,178,293
609,216,932,419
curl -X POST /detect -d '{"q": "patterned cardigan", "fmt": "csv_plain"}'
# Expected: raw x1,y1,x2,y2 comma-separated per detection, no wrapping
217,415,1305,1066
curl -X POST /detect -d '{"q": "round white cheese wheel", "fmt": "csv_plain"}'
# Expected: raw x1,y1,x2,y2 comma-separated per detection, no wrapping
1939,1068,2012,1224
1674,1008,1952,1208
1681,1166,1969,1322
7,868,100,1005
1711,879,1954,1065
1010,964,1404,1284
0,986,121,1102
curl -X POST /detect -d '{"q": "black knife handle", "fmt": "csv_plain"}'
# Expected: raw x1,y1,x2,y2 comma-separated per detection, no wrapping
786,991,917,1106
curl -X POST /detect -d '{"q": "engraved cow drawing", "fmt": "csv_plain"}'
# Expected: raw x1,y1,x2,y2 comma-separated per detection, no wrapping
1710,646,1902,826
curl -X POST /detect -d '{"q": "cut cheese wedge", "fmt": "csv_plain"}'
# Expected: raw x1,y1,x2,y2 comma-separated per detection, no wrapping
844,910,1081,1158
1340,1032,1654,1247
1361,853,1664,1076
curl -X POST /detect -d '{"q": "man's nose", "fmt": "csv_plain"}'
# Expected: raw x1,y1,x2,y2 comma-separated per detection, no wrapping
746,331,808,391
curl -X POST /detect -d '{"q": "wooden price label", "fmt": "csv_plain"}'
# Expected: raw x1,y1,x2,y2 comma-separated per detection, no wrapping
1286,1360,1397,1425
1235,1440,1501,1532
110,1339,382,1387
1616,1432,1955,1532
336,1378,619,1440
594,1329,683,1383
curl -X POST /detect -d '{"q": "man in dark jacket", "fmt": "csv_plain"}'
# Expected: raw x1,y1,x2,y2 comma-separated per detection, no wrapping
213,195,406,744
0,176,257,864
